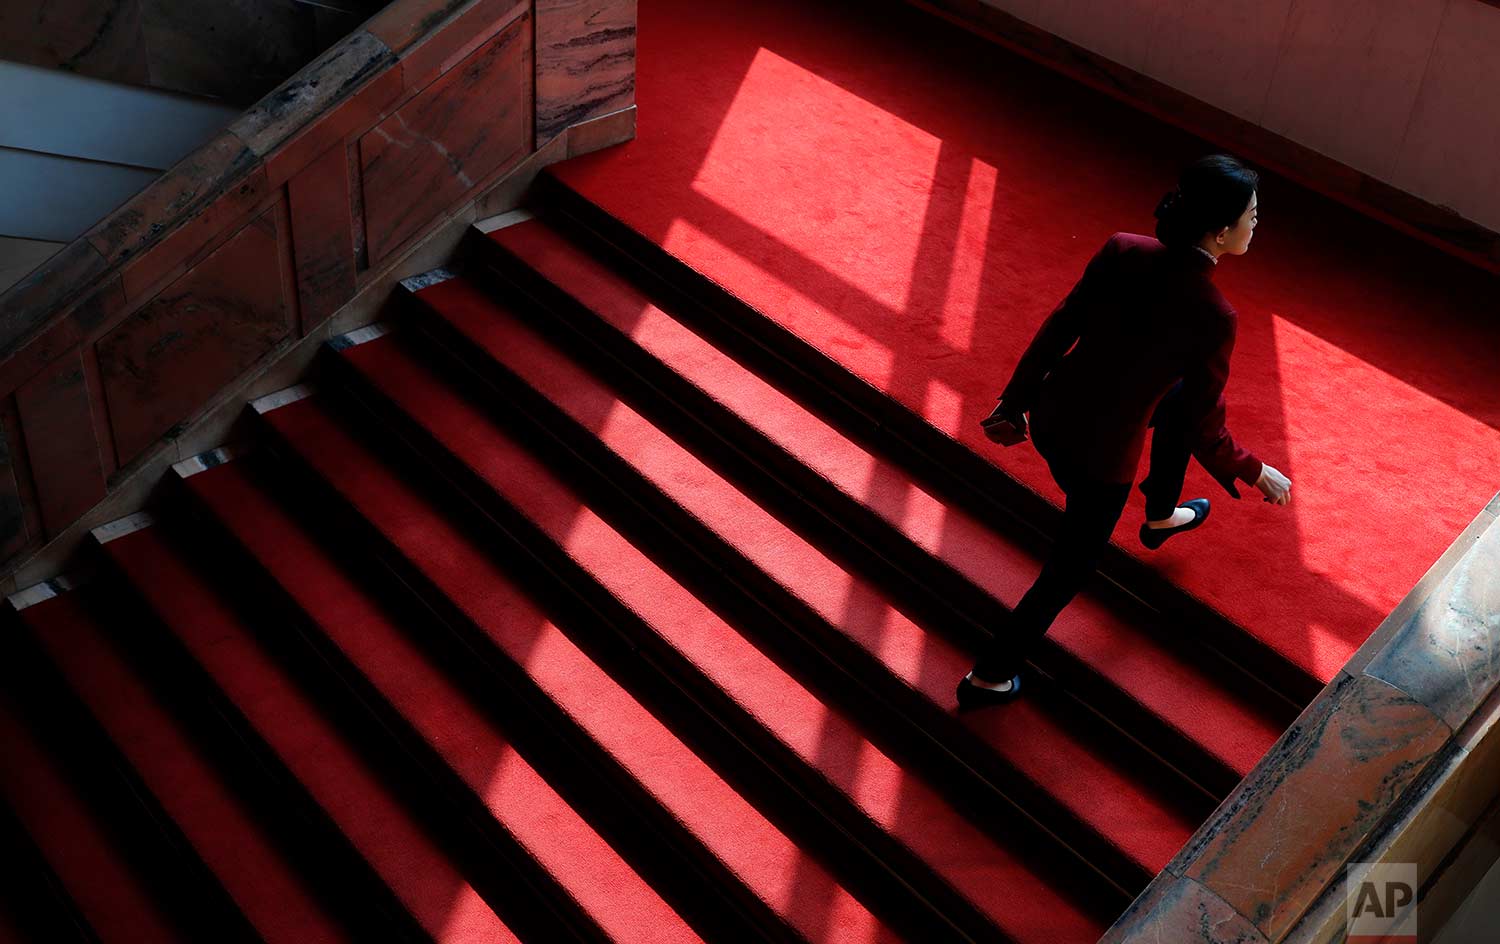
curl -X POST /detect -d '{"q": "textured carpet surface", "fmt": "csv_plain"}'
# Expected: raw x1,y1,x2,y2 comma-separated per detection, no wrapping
261,392,902,944
183,459,702,944
18,592,351,944
549,0,1500,683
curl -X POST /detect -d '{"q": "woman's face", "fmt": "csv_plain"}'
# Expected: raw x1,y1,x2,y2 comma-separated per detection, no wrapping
1212,192,1258,254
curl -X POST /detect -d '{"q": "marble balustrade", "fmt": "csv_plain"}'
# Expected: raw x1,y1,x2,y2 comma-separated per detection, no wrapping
0,0,635,573
1102,494,1500,943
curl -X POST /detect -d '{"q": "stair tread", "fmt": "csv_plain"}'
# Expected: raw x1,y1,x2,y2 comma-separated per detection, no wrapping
398,275,1203,878
96,523,521,944
337,328,1120,938
487,219,1287,782
258,392,901,944
0,675,188,944
182,457,705,944
14,591,351,944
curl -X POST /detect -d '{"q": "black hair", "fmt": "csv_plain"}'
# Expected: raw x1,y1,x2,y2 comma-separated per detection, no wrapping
1153,154,1259,250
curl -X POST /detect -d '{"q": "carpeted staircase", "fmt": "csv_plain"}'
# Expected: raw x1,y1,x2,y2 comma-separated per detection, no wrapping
0,176,1314,943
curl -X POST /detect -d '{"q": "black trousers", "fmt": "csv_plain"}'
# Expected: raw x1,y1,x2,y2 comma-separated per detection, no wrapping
972,380,1193,680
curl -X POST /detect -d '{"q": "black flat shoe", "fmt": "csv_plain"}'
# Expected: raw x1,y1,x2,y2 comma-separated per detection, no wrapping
1139,498,1210,550
956,672,1023,710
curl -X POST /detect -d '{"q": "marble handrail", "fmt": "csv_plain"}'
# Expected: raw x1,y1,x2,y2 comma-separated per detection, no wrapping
1102,491,1500,943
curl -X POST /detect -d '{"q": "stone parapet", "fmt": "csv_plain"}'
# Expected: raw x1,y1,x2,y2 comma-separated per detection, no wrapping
0,0,635,576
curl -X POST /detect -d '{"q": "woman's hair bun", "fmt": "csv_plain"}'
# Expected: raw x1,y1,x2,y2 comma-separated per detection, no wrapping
1154,154,1260,249
1154,189,1183,220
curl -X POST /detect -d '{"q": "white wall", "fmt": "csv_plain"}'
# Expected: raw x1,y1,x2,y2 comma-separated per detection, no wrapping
981,0,1500,232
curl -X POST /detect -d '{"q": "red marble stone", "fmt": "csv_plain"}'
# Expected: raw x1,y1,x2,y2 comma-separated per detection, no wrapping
365,0,472,54
118,166,271,302
15,349,106,536
1177,672,1451,939
96,210,292,466
395,0,527,90
288,142,356,332
566,103,635,158
1365,516,1500,730
0,274,126,399
358,17,528,264
260,62,408,188
86,131,261,269
535,0,635,142
231,32,397,158
0,239,108,359
1100,872,1267,944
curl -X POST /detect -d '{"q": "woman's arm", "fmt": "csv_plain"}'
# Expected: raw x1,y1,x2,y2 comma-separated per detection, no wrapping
998,233,1121,416
1179,309,1264,497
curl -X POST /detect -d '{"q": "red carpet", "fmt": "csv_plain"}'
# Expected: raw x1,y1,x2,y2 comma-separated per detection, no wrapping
96,525,522,944
257,391,905,943
547,0,1500,682
179,458,704,944
0,680,188,944
15,590,352,944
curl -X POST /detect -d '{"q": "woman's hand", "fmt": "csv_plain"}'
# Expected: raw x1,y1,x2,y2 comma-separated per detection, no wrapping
981,400,1028,445
1255,463,1291,505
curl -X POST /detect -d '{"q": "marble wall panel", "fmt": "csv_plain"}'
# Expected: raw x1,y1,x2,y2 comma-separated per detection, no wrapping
0,0,149,87
288,142,356,331
1174,671,1450,940
1138,0,1294,126
96,210,291,465
1261,0,1445,184
15,351,106,536
0,240,108,359
535,0,636,143
359,17,528,264
0,276,126,407
260,62,408,190
1365,517,1500,729
1391,1,1500,235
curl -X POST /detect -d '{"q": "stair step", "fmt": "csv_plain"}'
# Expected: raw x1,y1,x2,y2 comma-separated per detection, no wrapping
253,390,900,944
92,518,523,944
327,324,1125,940
176,453,704,944
386,273,1206,884
0,681,187,944
537,174,1324,706
12,586,352,944
479,217,1290,795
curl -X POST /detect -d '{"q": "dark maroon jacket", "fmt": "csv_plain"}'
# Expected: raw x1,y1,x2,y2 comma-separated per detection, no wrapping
999,232,1264,496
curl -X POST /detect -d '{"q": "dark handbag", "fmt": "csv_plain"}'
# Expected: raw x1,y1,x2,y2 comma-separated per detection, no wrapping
980,398,1028,446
